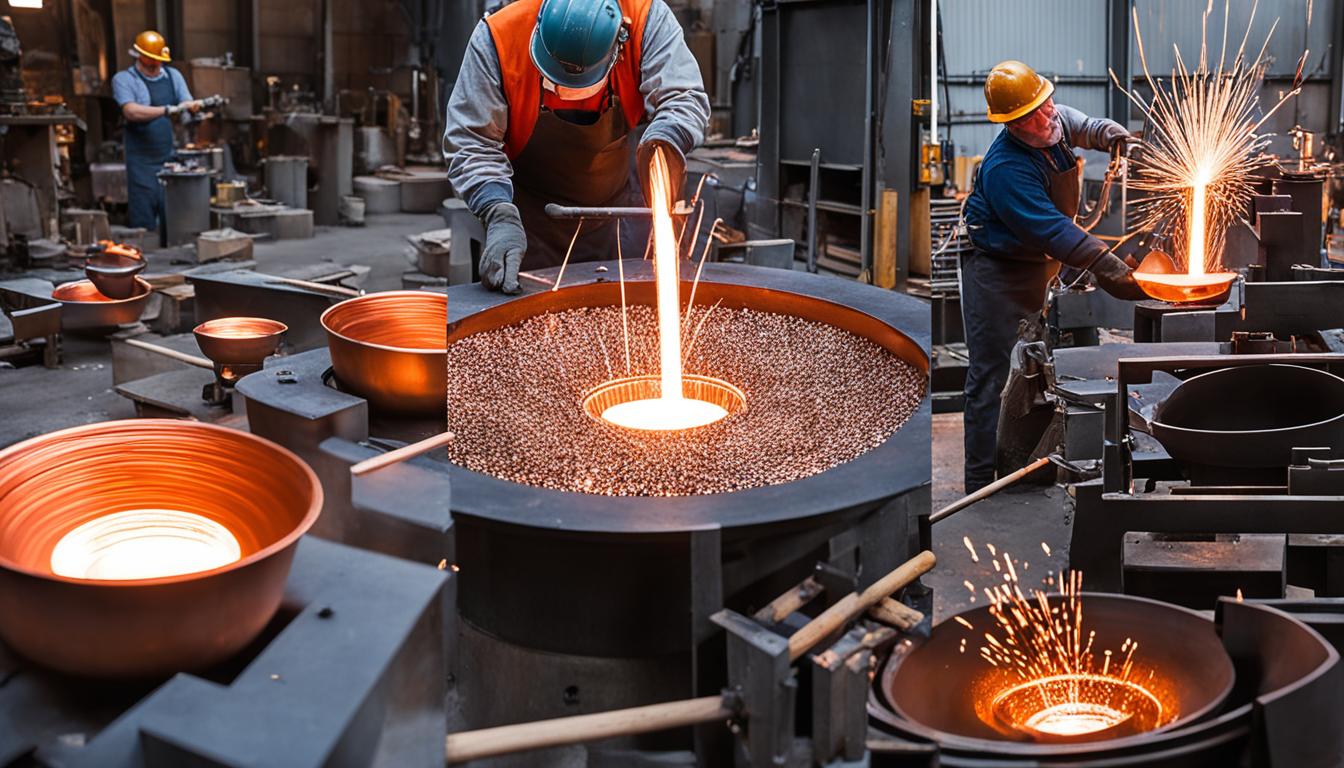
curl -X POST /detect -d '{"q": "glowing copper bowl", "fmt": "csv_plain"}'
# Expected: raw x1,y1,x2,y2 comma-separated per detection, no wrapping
1133,250,1237,304
194,317,287,382
51,277,153,331
0,420,321,678
321,291,447,415
581,374,746,431
84,252,147,300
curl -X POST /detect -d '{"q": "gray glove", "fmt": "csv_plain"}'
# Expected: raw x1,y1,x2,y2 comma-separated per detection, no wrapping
1100,122,1135,152
480,202,526,295
1088,251,1147,301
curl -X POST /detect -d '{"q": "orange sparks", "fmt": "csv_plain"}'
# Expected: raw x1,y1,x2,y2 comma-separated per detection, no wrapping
964,536,979,562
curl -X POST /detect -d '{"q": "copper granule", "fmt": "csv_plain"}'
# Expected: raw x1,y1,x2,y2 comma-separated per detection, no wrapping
445,305,924,496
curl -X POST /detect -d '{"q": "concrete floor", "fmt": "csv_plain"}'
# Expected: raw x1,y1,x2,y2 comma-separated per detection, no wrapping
927,411,1069,620
0,213,443,449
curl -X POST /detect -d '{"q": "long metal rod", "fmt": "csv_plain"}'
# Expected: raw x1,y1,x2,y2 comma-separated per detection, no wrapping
545,204,651,219
806,147,820,273
350,431,455,476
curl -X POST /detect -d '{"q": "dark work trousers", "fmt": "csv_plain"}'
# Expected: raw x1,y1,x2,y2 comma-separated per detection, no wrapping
959,249,1058,492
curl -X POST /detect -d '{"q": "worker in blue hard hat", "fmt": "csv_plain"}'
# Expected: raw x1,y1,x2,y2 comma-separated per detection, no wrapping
444,0,710,293
959,60,1144,493
111,30,204,240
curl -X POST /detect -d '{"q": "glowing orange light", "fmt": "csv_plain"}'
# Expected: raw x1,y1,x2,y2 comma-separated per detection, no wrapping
595,148,732,431
50,509,241,581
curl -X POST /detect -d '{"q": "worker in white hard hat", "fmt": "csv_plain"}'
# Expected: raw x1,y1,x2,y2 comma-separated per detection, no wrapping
110,31,203,239
444,0,709,294
959,60,1144,493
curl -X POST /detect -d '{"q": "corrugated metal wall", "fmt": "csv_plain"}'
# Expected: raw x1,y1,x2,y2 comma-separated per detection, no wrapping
939,0,1336,172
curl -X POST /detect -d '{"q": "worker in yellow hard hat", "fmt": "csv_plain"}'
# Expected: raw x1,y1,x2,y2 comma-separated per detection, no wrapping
111,31,204,241
959,60,1143,493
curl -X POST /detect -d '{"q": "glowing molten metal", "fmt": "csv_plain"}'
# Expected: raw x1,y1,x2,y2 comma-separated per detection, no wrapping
963,547,1174,743
595,148,733,431
50,508,242,581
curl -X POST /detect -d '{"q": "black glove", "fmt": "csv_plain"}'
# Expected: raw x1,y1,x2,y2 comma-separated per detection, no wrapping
1100,122,1135,152
1088,251,1148,301
636,138,686,208
479,202,526,295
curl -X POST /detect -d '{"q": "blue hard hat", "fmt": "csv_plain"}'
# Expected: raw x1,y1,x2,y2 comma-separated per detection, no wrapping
530,0,625,90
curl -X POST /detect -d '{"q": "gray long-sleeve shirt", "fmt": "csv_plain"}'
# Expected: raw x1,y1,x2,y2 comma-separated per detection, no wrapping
443,0,711,217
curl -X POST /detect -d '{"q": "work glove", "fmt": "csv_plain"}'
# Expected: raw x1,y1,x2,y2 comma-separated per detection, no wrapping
1100,122,1137,153
1088,251,1148,301
636,138,686,208
479,202,526,295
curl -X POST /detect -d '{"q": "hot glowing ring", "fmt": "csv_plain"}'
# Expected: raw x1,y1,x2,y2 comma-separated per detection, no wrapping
988,673,1167,743
582,374,746,432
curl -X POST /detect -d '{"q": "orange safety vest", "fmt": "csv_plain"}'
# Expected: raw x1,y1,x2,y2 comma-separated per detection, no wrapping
484,0,653,159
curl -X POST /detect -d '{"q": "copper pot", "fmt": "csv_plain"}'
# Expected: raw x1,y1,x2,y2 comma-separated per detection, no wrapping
320,291,447,415
84,252,147,299
0,420,321,678
51,277,153,331
193,317,287,367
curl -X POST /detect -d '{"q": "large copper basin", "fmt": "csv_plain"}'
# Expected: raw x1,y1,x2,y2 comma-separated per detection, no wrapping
0,420,321,678
320,290,447,415
51,277,153,331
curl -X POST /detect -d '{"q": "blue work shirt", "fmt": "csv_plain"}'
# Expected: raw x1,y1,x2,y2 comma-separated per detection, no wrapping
963,104,1116,269
112,65,193,108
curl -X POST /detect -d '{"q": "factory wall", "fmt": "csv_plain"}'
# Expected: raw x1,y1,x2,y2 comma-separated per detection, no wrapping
938,0,1337,177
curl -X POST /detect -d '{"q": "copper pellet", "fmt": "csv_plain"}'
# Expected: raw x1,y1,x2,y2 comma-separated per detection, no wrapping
445,305,923,496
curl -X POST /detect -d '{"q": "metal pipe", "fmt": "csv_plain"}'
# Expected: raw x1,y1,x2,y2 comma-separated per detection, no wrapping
807,148,821,273
545,204,651,219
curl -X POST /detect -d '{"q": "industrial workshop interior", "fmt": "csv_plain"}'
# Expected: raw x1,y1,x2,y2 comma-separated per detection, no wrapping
3,0,1344,764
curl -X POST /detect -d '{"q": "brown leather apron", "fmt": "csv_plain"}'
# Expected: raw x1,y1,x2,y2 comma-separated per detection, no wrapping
1046,153,1083,220
510,85,643,269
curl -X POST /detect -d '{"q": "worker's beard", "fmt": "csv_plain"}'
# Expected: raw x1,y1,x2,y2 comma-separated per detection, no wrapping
1016,116,1063,149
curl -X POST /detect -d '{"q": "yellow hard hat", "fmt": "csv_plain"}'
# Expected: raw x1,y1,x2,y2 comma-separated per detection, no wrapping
984,60,1053,123
132,30,171,63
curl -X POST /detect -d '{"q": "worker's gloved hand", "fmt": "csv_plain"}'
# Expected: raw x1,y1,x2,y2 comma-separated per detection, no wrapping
636,138,686,208
1089,251,1148,301
187,100,204,114
164,103,182,117
479,202,526,295
1101,122,1136,153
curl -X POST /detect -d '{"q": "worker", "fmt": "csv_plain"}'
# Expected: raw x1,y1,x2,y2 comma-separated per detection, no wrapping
444,0,710,294
960,60,1146,493
111,31,202,238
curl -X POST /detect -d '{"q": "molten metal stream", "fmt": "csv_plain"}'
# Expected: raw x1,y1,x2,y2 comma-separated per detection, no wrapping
597,148,730,431
1188,177,1208,277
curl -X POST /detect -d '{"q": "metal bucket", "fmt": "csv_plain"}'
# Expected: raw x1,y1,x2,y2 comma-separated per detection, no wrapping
0,420,321,678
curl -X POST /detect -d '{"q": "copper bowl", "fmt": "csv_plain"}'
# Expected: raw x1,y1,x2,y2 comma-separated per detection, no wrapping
320,291,447,415
51,277,153,331
193,317,288,367
84,252,147,300
1133,250,1238,304
0,420,321,678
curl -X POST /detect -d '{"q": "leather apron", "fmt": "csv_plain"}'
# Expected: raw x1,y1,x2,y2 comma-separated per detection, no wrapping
125,67,178,234
510,84,644,269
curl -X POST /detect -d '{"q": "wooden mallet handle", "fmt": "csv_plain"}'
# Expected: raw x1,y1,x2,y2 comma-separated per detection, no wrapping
786,549,935,661
122,337,214,370
445,695,733,764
